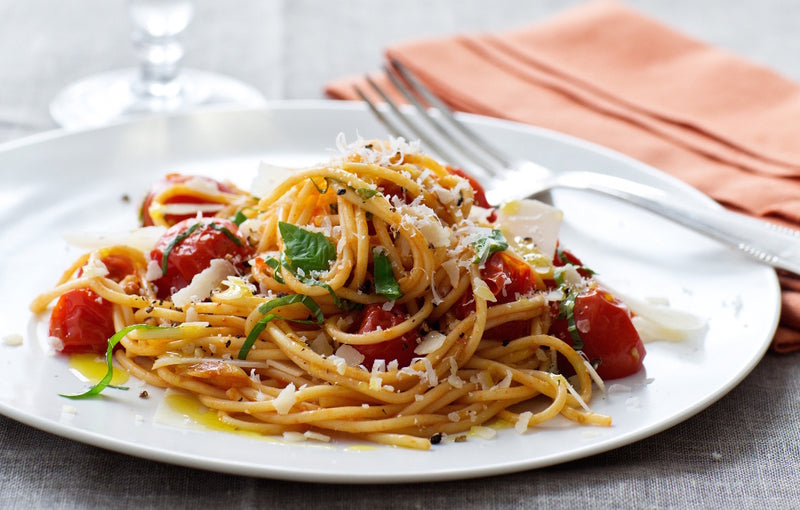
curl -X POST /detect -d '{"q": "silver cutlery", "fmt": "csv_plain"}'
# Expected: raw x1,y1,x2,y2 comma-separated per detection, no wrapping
353,58,800,277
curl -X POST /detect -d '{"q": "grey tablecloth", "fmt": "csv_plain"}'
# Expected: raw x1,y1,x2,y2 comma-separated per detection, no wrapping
2,1,799,508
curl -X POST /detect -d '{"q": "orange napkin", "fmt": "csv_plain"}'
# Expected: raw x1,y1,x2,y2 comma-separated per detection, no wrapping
326,0,800,353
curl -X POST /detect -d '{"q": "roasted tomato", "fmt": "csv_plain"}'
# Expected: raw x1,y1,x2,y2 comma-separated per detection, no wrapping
447,167,491,210
353,303,419,369
150,218,252,300
552,245,593,279
452,251,537,340
77,252,138,283
140,173,236,227
550,287,646,380
49,288,115,354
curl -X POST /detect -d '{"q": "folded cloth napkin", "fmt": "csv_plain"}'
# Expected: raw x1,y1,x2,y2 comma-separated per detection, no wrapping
326,0,800,353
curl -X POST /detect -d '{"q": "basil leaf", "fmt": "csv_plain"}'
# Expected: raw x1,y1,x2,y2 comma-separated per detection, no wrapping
373,249,402,300
472,229,508,264
262,256,285,284
60,324,162,399
264,253,357,310
555,246,596,275
278,222,336,273
208,222,243,246
355,188,379,200
161,222,202,274
309,177,331,194
557,290,584,350
231,210,248,227
238,294,324,359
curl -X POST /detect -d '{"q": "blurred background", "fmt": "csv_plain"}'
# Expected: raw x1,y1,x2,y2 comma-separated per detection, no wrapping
1,0,798,141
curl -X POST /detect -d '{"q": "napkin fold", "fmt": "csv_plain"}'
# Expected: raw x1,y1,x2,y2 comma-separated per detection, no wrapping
326,0,800,353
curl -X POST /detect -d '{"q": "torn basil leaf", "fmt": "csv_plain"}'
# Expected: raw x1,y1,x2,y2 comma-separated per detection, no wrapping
557,289,584,350
238,294,324,359
373,249,402,300
472,229,508,264
60,324,162,399
355,188,379,200
278,221,336,273
231,210,248,227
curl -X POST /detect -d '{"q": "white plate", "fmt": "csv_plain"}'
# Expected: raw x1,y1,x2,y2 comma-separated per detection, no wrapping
0,101,780,483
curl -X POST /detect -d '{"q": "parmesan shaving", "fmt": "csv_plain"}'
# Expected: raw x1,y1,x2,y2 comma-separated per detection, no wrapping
414,331,446,355
515,411,532,434
62,226,166,253
2,333,23,346
273,383,297,415
333,344,364,368
171,259,236,308
470,426,497,440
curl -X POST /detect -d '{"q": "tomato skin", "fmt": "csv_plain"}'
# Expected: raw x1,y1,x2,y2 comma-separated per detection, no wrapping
447,167,491,210
78,253,137,282
452,252,537,340
550,288,646,380
552,246,592,279
49,288,115,354
353,304,419,369
150,218,252,300
140,174,234,227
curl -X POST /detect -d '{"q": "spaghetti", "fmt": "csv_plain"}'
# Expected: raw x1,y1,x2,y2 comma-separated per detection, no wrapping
32,136,641,450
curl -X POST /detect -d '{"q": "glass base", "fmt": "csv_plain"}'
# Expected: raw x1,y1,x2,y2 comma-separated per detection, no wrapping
49,68,267,129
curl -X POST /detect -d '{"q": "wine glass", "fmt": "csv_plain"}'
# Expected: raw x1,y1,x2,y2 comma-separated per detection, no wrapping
49,0,267,129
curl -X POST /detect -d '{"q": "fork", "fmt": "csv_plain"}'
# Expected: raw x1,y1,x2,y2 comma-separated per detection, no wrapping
353,58,800,277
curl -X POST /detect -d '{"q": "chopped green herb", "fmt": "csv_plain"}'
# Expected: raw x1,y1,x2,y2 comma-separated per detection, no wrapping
238,294,324,359
278,222,336,273
472,229,508,264
355,188,379,200
60,324,162,399
557,290,584,350
309,177,331,194
262,256,285,284
553,267,566,287
373,249,402,300
231,210,248,227
161,222,202,274
208,222,243,246
556,246,596,275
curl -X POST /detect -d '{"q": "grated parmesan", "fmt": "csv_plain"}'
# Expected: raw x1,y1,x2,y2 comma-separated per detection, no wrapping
273,383,297,415
2,333,23,346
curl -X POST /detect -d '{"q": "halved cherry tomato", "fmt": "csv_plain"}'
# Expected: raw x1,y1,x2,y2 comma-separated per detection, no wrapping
140,173,236,227
150,218,252,300
552,245,592,279
353,303,419,369
452,251,537,340
376,179,408,203
77,253,137,283
49,288,115,354
447,167,491,210
550,287,646,380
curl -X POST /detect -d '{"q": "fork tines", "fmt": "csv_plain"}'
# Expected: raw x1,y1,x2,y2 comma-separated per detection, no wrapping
353,59,511,180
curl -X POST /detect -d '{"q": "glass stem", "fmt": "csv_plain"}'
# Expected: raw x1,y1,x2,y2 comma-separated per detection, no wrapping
128,0,195,99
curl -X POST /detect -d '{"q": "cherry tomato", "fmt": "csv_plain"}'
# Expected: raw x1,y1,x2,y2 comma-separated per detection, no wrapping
376,180,408,203
140,173,235,227
452,252,537,340
552,245,592,279
150,218,252,300
49,288,115,354
78,252,138,282
550,287,646,380
353,303,419,369
447,167,491,210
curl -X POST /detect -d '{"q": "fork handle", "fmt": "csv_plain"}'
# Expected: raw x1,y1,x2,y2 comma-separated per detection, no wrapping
572,173,800,276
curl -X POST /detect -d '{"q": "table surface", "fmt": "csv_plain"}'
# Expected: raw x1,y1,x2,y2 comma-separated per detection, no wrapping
2,1,799,508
